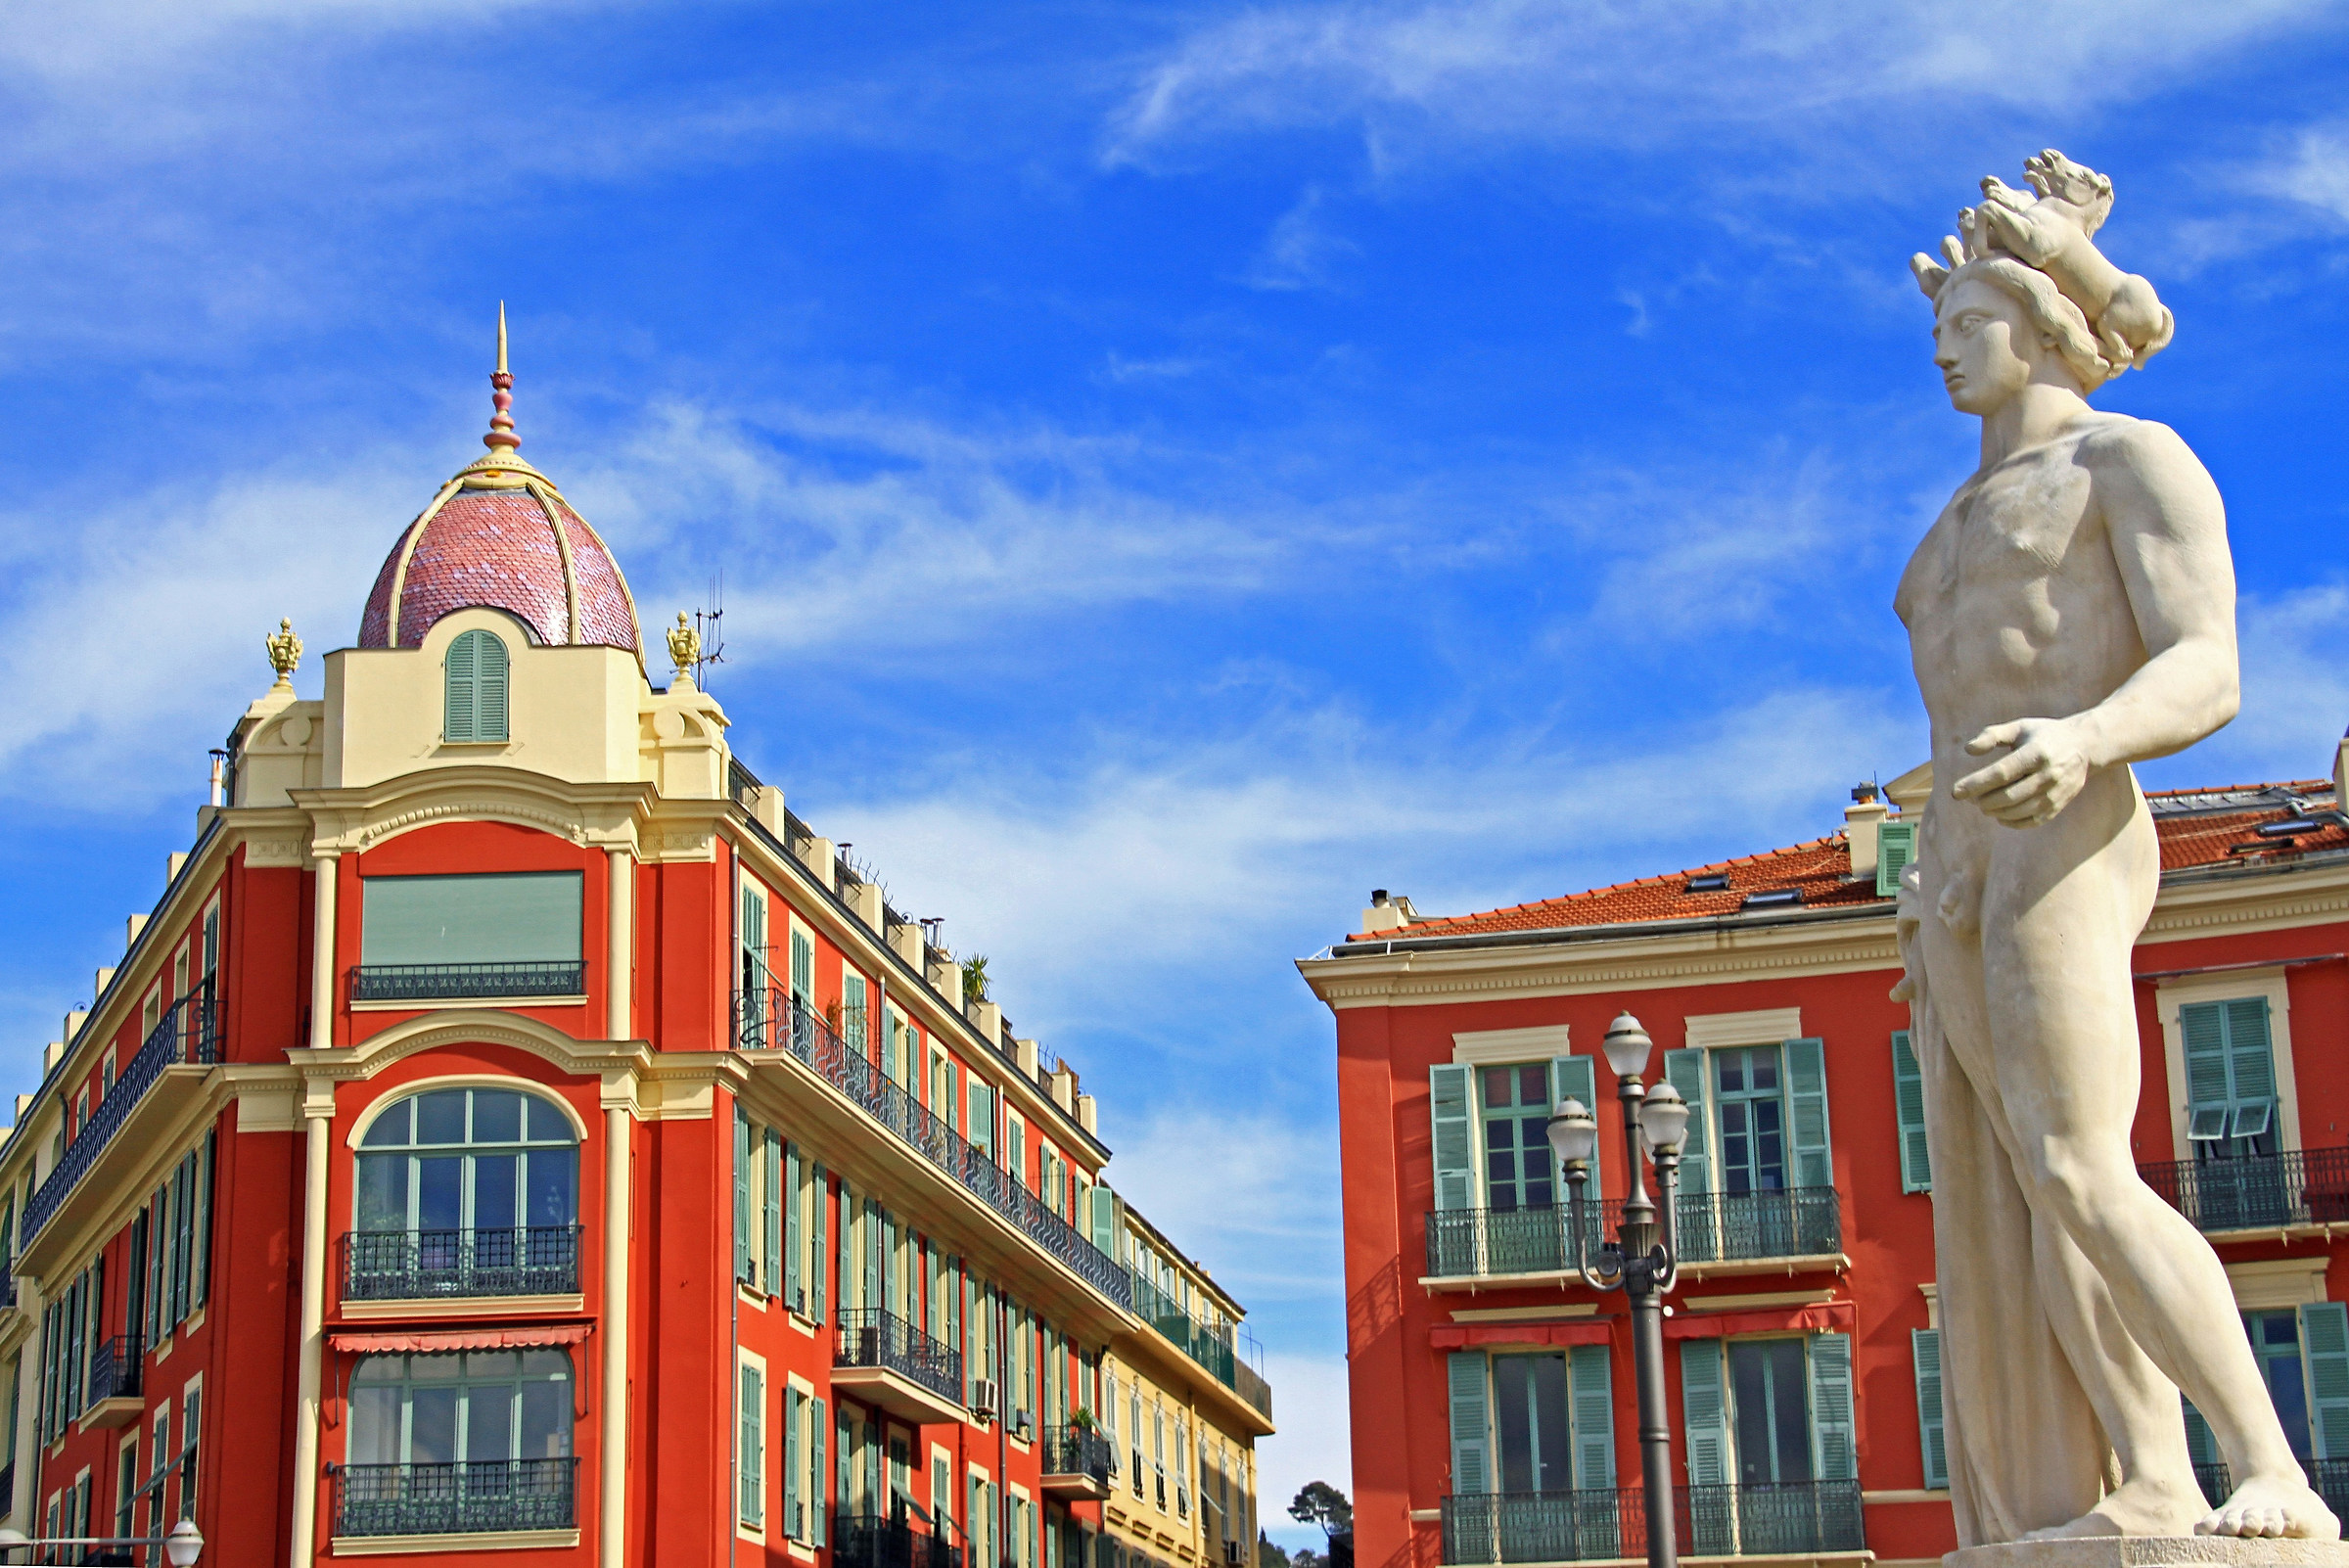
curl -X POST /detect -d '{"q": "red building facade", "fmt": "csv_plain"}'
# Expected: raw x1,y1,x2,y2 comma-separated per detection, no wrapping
1301,751,2349,1568
0,361,1273,1564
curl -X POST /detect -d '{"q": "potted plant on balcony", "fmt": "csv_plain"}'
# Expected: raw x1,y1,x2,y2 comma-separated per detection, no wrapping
1068,1407,1097,1433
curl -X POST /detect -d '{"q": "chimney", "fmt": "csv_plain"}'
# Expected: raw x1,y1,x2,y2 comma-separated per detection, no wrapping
126,912,148,947
1845,783,1889,879
2334,728,2347,815
1359,889,1411,935
1076,1093,1098,1135
167,851,189,884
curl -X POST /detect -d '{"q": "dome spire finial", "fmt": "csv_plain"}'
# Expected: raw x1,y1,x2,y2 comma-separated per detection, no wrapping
484,301,520,455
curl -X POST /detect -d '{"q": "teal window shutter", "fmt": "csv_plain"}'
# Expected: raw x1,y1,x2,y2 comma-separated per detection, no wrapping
763,1130,783,1298
1089,1181,1118,1256
2302,1301,2349,1458
1891,1031,1931,1193
838,1180,856,1312
361,871,584,964
1911,1328,1947,1489
810,1164,828,1323
1446,1352,1491,1495
1550,1056,1601,1201
1429,1064,1475,1212
1679,1339,1730,1486
1809,1331,1857,1480
1876,819,1915,897
1568,1343,1616,1489
2183,1397,2219,1466
2182,998,2279,1146
791,929,814,1006
863,1197,882,1309
783,1140,802,1310
811,1396,828,1545
1662,1049,1711,1196
734,1106,753,1285
476,629,509,740
444,629,478,741
1784,1038,1835,1191
784,1383,803,1537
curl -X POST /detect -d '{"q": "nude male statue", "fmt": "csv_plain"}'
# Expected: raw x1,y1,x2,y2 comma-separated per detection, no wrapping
1893,154,2337,1544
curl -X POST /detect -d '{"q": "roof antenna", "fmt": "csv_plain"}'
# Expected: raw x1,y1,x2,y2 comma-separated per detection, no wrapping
692,570,726,688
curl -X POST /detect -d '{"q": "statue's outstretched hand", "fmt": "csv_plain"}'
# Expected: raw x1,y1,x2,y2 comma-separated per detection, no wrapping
1952,717,2095,827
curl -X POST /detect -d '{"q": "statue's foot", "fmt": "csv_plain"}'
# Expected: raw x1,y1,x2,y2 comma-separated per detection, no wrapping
2022,1477,2206,1541
2197,1472,2341,1540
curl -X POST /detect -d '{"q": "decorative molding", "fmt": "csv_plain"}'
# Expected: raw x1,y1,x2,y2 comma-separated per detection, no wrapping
340,1294,586,1320
1449,1304,1600,1322
332,1528,581,1555
2226,1257,2330,1312
1683,1007,1804,1050
1451,1025,1571,1065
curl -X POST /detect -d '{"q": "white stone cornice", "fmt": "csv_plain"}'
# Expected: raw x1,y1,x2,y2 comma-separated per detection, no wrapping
289,765,658,855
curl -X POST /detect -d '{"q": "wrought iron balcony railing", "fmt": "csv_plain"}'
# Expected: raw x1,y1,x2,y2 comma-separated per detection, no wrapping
837,1308,964,1407
331,1457,580,1538
833,1513,964,1568
2193,1458,2349,1521
342,1225,581,1302
2141,1148,2349,1234
1425,1187,1842,1280
734,989,1130,1312
1128,1270,1274,1416
1441,1480,1865,1564
349,961,586,1003
84,1333,143,1409
25,988,220,1242
1041,1425,1115,1482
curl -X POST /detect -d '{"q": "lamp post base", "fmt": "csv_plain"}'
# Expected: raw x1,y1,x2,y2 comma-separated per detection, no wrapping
1950,1540,2349,1568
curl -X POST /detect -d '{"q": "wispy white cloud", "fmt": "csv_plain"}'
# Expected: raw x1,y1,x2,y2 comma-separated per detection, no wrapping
2257,122,2349,225
1106,0,2339,162
1255,1352,1354,1538
1243,186,1360,292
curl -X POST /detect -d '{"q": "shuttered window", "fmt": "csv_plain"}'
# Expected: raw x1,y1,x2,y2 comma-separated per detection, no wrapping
790,928,815,1008
1679,1340,1729,1486
785,1143,805,1313
810,1162,828,1324
740,1362,765,1526
735,1107,754,1286
2304,1301,2349,1459
1911,1328,1947,1489
1891,1031,1930,1193
1551,1056,1602,1202
1662,1049,1712,1197
1809,1332,1856,1481
763,1130,783,1302
1876,819,1915,897
1784,1038,1834,1191
1568,1344,1615,1489
811,1396,829,1545
1446,1352,1490,1496
2182,998,2280,1155
784,1384,803,1537
361,872,583,965
444,628,510,743
1429,1065,1475,1212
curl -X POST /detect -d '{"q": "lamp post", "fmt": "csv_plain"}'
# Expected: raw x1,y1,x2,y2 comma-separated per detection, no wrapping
0,1518,203,1565
1546,1012,1689,1568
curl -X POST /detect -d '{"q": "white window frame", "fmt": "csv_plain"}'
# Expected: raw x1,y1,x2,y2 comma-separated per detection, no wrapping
2157,970,2301,1158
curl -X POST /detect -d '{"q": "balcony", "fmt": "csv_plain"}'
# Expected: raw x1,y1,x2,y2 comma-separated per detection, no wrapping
342,1225,581,1303
1425,1188,1842,1283
835,1307,966,1426
2142,1148,2349,1235
331,1457,580,1539
833,1514,964,1568
25,989,220,1244
2195,1459,2349,1522
349,961,586,1004
1130,1271,1275,1420
80,1334,143,1430
734,988,1131,1312
1040,1425,1116,1500
1441,1480,1865,1563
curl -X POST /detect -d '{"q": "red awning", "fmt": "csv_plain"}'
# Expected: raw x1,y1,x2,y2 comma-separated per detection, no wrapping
1432,1320,1613,1350
329,1323,591,1355
1662,1301,1854,1341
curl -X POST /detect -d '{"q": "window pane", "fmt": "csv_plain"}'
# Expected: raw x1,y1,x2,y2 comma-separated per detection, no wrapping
350,1386,403,1465
1729,1343,1772,1484
1717,1053,1744,1094
521,1379,570,1457
1493,1358,1534,1494
1517,1066,1546,1105
1769,1342,1811,1483
1530,1355,1571,1493
411,1354,464,1384
467,1351,521,1380
361,1103,412,1148
523,1097,576,1145
1752,1056,1778,1092
528,1149,579,1227
417,1157,463,1231
410,1386,460,1463
473,1091,523,1144
360,871,584,965
522,1350,572,1380
466,1384,516,1461
355,1155,409,1232
1482,1069,1509,1106
474,1155,519,1231
415,1092,467,1146
352,1354,403,1386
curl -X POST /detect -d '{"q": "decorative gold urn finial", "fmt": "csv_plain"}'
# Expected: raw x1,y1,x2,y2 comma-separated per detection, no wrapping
265,618,303,688
667,612,701,682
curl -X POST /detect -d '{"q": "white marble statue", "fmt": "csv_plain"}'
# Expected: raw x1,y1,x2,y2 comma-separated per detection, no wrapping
1893,152,2338,1545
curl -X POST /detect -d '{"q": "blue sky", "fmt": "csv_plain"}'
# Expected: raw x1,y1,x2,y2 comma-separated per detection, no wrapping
7,0,2349,1535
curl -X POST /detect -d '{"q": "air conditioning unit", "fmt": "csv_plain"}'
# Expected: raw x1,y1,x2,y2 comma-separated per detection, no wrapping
1013,1408,1034,1442
972,1379,1000,1421
1223,1542,1244,1566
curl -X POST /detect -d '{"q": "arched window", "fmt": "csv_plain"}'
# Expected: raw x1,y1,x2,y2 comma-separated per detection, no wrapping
352,1086,579,1299
444,628,510,743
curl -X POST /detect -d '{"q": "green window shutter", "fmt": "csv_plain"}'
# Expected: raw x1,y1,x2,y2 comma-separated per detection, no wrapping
792,929,814,1006
735,1107,753,1285
1662,1049,1712,1196
863,1197,882,1310
838,1180,856,1312
761,1130,782,1301
445,630,478,741
785,1383,803,1537
2302,1302,2349,1459
811,1396,828,1545
1089,1182,1118,1256
361,871,584,964
196,1130,215,1306
740,1364,764,1524
1550,1056,1601,1201
1679,1339,1730,1486
1446,1351,1491,1496
1809,1331,1857,1481
1891,1031,1931,1193
838,1406,853,1522
1785,1038,1835,1191
810,1164,828,1323
784,1143,804,1312
2183,1397,2220,1466
476,630,509,740
1911,1328,1947,1489
1876,819,1915,897
2182,1001,2233,1141
1568,1343,1616,1489
1429,1064,1475,1212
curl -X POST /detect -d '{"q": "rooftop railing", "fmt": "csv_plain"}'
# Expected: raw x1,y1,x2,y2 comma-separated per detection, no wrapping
1441,1480,1865,1564
348,960,585,1003
342,1224,581,1302
25,987,220,1242
837,1307,963,1408
2141,1148,2349,1234
735,986,1131,1312
1425,1187,1841,1280
331,1457,579,1539
1129,1270,1273,1417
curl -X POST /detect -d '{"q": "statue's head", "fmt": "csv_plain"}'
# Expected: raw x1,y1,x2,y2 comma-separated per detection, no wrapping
1929,258,2103,414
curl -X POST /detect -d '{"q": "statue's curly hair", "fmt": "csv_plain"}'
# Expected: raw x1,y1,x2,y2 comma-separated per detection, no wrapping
1929,254,2124,392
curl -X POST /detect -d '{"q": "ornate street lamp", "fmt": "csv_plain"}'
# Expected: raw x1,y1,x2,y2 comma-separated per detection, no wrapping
1547,1012,1689,1568
0,1518,204,1564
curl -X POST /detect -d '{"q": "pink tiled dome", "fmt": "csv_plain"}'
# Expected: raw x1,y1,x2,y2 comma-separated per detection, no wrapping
357,316,642,659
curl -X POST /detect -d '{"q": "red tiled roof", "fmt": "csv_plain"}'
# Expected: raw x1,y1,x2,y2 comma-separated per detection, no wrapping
358,484,641,656
1352,779,2347,944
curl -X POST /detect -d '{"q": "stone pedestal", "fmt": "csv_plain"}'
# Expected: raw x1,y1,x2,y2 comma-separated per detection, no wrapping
1951,1541,2349,1568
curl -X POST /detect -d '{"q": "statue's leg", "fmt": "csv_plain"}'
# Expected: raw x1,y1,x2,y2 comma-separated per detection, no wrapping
1982,789,2335,1540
